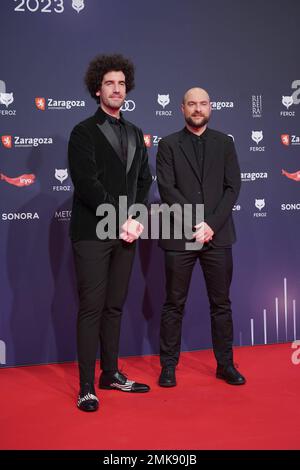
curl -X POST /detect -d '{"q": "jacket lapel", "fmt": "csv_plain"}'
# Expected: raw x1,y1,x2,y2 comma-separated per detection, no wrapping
126,124,136,174
202,131,217,181
96,120,123,163
95,108,137,172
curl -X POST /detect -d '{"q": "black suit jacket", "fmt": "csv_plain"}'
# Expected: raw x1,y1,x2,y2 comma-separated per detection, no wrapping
156,127,241,250
68,107,152,241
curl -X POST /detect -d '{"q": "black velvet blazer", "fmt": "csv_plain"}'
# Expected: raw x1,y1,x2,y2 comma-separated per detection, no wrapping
68,107,152,241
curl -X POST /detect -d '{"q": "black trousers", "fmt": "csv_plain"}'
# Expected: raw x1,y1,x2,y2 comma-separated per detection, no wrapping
72,240,136,386
160,246,234,368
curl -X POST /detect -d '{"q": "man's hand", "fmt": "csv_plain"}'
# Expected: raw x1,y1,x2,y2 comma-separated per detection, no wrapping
120,216,144,243
193,222,214,244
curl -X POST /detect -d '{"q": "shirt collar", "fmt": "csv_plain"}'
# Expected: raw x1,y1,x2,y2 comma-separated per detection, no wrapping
105,111,125,125
184,126,209,141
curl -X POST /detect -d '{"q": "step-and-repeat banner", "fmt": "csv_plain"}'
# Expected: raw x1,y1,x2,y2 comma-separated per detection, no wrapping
1,0,299,366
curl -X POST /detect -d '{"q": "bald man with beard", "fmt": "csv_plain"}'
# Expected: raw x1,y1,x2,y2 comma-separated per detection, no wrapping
156,87,246,387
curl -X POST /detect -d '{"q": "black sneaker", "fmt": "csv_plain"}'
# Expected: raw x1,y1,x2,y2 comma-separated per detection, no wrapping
99,370,150,393
77,383,99,411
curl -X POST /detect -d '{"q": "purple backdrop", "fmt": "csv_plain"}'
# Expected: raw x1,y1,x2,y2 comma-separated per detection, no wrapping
1,0,299,367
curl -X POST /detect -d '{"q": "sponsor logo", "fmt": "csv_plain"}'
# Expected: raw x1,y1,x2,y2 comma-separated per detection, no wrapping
250,131,265,152
1,135,12,148
55,210,72,221
211,101,234,110
280,80,300,116
1,212,39,220
72,0,85,13
0,80,16,116
255,198,265,211
254,198,267,218
281,203,300,211
143,135,162,147
120,100,135,112
0,173,36,187
282,95,294,109
156,94,172,117
281,134,290,146
157,94,170,108
1,135,53,148
35,97,85,110
241,172,268,182
251,95,262,118
252,131,263,144
53,169,71,191
0,92,14,107
280,134,300,146
35,97,46,110
55,169,68,183
144,135,152,148
282,169,300,182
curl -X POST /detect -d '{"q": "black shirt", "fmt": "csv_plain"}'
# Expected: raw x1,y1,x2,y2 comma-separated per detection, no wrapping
185,127,209,181
106,112,128,165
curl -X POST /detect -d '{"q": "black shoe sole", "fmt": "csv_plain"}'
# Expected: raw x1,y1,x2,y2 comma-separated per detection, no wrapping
77,404,99,412
158,382,177,388
216,373,246,385
99,384,150,392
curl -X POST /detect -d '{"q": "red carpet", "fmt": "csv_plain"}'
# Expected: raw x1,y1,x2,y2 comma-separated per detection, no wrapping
1,344,299,450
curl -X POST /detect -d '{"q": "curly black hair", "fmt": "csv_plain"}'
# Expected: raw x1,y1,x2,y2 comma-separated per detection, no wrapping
85,54,135,102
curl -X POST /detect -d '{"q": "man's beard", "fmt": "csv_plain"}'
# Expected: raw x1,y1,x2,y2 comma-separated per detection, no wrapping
105,96,125,110
185,114,210,129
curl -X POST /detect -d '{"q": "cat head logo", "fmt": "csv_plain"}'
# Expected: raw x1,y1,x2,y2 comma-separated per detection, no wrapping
281,134,290,146
35,97,46,111
157,94,170,109
255,198,265,211
143,135,152,148
55,169,68,184
282,95,293,109
1,135,12,148
72,0,85,13
0,92,14,108
251,130,263,144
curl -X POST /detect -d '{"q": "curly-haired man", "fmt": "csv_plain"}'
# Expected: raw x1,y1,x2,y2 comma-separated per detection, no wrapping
68,54,152,411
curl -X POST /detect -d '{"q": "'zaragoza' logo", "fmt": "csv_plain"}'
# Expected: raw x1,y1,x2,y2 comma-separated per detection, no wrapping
157,94,170,109
72,0,85,13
